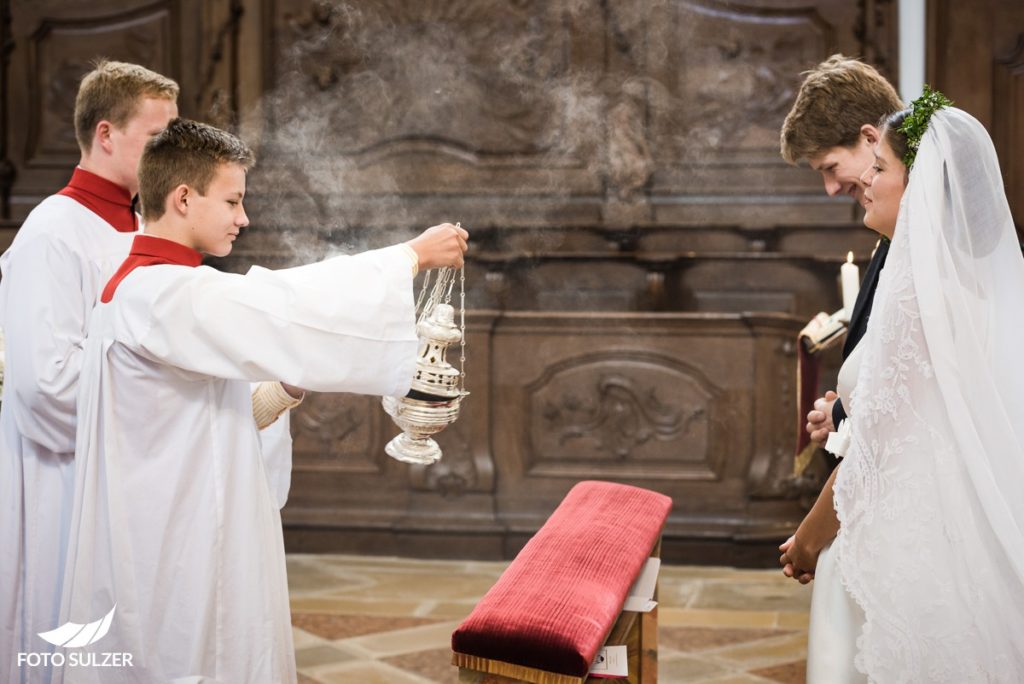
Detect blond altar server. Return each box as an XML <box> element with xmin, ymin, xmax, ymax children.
<box><xmin>54</xmin><ymin>118</ymin><xmax>468</xmax><ymax>683</ymax></box>
<box><xmin>0</xmin><ymin>61</ymin><xmax>179</xmax><ymax>684</ymax></box>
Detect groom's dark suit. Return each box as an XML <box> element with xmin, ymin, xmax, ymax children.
<box><xmin>826</xmin><ymin>238</ymin><xmax>890</xmax><ymax>463</ymax></box>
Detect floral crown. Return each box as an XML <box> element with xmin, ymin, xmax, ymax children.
<box><xmin>897</xmin><ymin>85</ymin><xmax>953</xmax><ymax>168</ymax></box>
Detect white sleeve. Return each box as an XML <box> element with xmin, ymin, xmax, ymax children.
<box><xmin>0</xmin><ymin>235</ymin><xmax>89</xmax><ymax>453</ymax></box>
<box><xmin>118</xmin><ymin>244</ymin><xmax>418</xmax><ymax>396</ymax></box>
<box><xmin>257</xmin><ymin>408</ymin><xmax>294</xmax><ymax>509</ymax></box>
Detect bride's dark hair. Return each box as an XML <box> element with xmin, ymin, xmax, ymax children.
<box><xmin>879</xmin><ymin>108</ymin><xmax>912</xmax><ymax>178</ymax></box>
<box><xmin>879</xmin><ymin>87</ymin><xmax>954</xmax><ymax>179</ymax></box>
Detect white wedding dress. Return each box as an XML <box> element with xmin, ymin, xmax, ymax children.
<box><xmin>806</xmin><ymin>345</ymin><xmax>866</xmax><ymax>684</ymax></box>
<box><xmin>806</xmin><ymin>108</ymin><xmax>1024</xmax><ymax>682</ymax></box>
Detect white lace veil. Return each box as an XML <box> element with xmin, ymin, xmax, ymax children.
<box><xmin>833</xmin><ymin>107</ymin><xmax>1024</xmax><ymax>681</ymax></box>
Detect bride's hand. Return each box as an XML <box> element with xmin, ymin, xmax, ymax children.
<box><xmin>779</xmin><ymin>535</ymin><xmax>816</xmax><ymax>584</ymax></box>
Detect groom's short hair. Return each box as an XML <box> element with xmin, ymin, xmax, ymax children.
<box><xmin>780</xmin><ymin>55</ymin><xmax>903</xmax><ymax>164</ymax></box>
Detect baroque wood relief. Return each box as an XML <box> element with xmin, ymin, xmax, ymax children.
<box><xmin>267</xmin><ymin>0</ymin><xmax>590</xmax><ymax>166</ymax></box>
<box><xmin>0</xmin><ymin>0</ymin><xmax>921</xmax><ymax>563</ymax></box>
<box><xmin>649</xmin><ymin>1</ymin><xmax>830</xmax><ymax>164</ymax></box>
<box><xmin>289</xmin><ymin>392</ymin><xmax>385</xmax><ymax>472</ymax></box>
<box><xmin>1</xmin><ymin>0</ymin><xmax>194</xmax><ymax>221</ymax></box>
<box><xmin>25</xmin><ymin>5</ymin><xmax>174</xmax><ymax>166</ymax></box>
<box><xmin>408</xmin><ymin>422</ymin><xmax>478</xmax><ymax>497</ymax></box>
<box><xmin>528</xmin><ymin>354</ymin><xmax>715</xmax><ymax>475</ymax></box>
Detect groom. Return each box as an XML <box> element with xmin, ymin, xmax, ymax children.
<box><xmin>777</xmin><ymin>55</ymin><xmax>903</xmax><ymax>582</ymax></box>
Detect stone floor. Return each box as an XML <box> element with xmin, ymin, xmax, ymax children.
<box><xmin>288</xmin><ymin>554</ymin><xmax>810</xmax><ymax>683</ymax></box>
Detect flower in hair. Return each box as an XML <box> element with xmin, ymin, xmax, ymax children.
<box><xmin>898</xmin><ymin>85</ymin><xmax>953</xmax><ymax>168</ymax></box>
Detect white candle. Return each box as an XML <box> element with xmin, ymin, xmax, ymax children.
<box><xmin>841</xmin><ymin>251</ymin><xmax>860</xmax><ymax>321</ymax></box>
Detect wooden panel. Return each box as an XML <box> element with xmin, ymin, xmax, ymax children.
<box><xmin>993</xmin><ymin>35</ymin><xmax>1024</xmax><ymax>234</ymax></box>
<box><xmin>488</xmin><ymin>313</ymin><xmax>799</xmax><ymax>533</ymax></box>
<box><xmin>0</xmin><ymin>0</ymin><xmax>902</xmax><ymax>564</ymax></box>
<box><xmin>525</xmin><ymin>353</ymin><xmax>718</xmax><ymax>478</ymax></box>
<box><xmin>223</xmin><ymin>0</ymin><xmax>898</xmax><ymax>246</ymax></box>
<box><xmin>928</xmin><ymin>0</ymin><xmax>1024</xmax><ymax>235</ymax></box>
<box><xmin>290</xmin><ymin>393</ymin><xmax>388</xmax><ymax>473</ymax></box>
<box><xmin>4</xmin><ymin>1</ymin><xmax>186</xmax><ymax>217</ymax></box>
<box><xmin>24</xmin><ymin>6</ymin><xmax>174</xmax><ymax>167</ymax></box>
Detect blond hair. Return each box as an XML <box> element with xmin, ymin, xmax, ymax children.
<box><xmin>138</xmin><ymin>118</ymin><xmax>254</xmax><ymax>221</ymax></box>
<box><xmin>780</xmin><ymin>55</ymin><xmax>903</xmax><ymax>164</ymax></box>
<box><xmin>74</xmin><ymin>60</ymin><xmax>179</xmax><ymax>152</ymax></box>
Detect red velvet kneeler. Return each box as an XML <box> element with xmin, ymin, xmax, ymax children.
<box><xmin>451</xmin><ymin>481</ymin><xmax>672</xmax><ymax>682</ymax></box>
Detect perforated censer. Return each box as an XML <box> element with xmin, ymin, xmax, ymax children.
<box><xmin>381</xmin><ymin>236</ymin><xmax>468</xmax><ymax>465</ymax></box>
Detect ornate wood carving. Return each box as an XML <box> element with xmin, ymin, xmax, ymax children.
<box><xmin>290</xmin><ymin>393</ymin><xmax>385</xmax><ymax>473</ymax></box>
<box><xmin>25</xmin><ymin>5</ymin><xmax>174</xmax><ymax>167</ymax></box>
<box><xmin>2</xmin><ymin>0</ymin><xmax>915</xmax><ymax>562</ymax></box>
<box><xmin>269</xmin><ymin>0</ymin><xmax>581</xmax><ymax>161</ymax></box>
<box><xmin>409</xmin><ymin>422</ymin><xmax>477</xmax><ymax>497</ymax></box>
<box><xmin>527</xmin><ymin>353</ymin><xmax>717</xmax><ymax>478</ymax></box>
<box><xmin>651</xmin><ymin>1</ymin><xmax>829</xmax><ymax>161</ymax></box>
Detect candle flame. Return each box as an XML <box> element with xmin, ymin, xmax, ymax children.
<box><xmin>847</xmin><ymin>251</ymin><xmax>854</xmax><ymax>263</ymax></box>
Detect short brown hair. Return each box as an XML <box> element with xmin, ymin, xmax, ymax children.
<box><xmin>74</xmin><ymin>60</ymin><xmax>179</xmax><ymax>152</ymax></box>
<box><xmin>138</xmin><ymin>118</ymin><xmax>255</xmax><ymax>221</ymax></box>
<box><xmin>780</xmin><ymin>55</ymin><xmax>903</xmax><ymax>164</ymax></box>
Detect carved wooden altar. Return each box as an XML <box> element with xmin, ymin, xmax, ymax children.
<box><xmin>0</xmin><ymin>0</ymin><xmax>972</xmax><ymax>564</ymax></box>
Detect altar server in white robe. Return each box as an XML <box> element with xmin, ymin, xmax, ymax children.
<box><xmin>55</xmin><ymin>118</ymin><xmax>468</xmax><ymax>683</ymax></box>
<box><xmin>0</xmin><ymin>61</ymin><xmax>179</xmax><ymax>683</ymax></box>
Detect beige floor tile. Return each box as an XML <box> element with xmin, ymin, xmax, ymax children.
<box><xmin>295</xmin><ymin>644</ymin><xmax>359</xmax><ymax>669</ymax></box>
<box><xmin>313</xmin><ymin>660</ymin><xmax>435</xmax><ymax>684</ymax></box>
<box><xmin>750</xmin><ymin>659</ymin><xmax>807</xmax><ymax>684</ymax></box>
<box><xmin>290</xmin><ymin>596</ymin><xmax>425</xmax><ymax>617</ymax></box>
<box><xmin>285</xmin><ymin>555</ymin><xmax>811</xmax><ymax>683</ymax></box>
<box><xmin>326</xmin><ymin>571</ymin><xmax>500</xmax><ymax>602</ymax></box>
<box><xmin>292</xmin><ymin>626</ymin><xmax>326</xmax><ymax>649</ymax></box>
<box><xmin>657</xmin><ymin>577</ymin><xmax>704</xmax><ymax>608</ymax></box>
<box><xmin>660</xmin><ymin>565</ymin><xmax>740</xmax><ymax>579</ymax></box>
<box><xmin>660</xmin><ymin>626</ymin><xmax>793</xmax><ymax>654</ymax></box>
<box><xmin>383</xmin><ymin>647</ymin><xmax>460</xmax><ymax>683</ymax></box>
<box><xmin>659</xmin><ymin>655</ymin><xmax>735</xmax><ymax>681</ymax></box>
<box><xmin>286</xmin><ymin>564</ymin><xmax>358</xmax><ymax>593</ymax></box>
<box><xmin>419</xmin><ymin>600</ymin><xmax>478</xmax><ymax>621</ymax></box>
<box><xmin>659</xmin><ymin>607</ymin><xmax>780</xmax><ymax>629</ymax></box>
<box><xmin>693</xmin><ymin>674</ymin><xmax>778</xmax><ymax>684</ymax></box>
<box><xmin>688</xmin><ymin>580</ymin><xmax>811</xmax><ymax>613</ymax></box>
<box><xmin>774</xmin><ymin>611</ymin><xmax>810</xmax><ymax>630</ymax></box>
<box><xmin>292</xmin><ymin>612</ymin><xmax>445</xmax><ymax>640</ymax></box>
<box><xmin>705</xmin><ymin>632</ymin><xmax>808</xmax><ymax>670</ymax></box>
<box><xmin>660</xmin><ymin>566</ymin><xmax>783</xmax><ymax>582</ymax></box>
<box><xmin>339</xmin><ymin>619</ymin><xmax>462</xmax><ymax>658</ymax></box>
<box><xmin>310</xmin><ymin>554</ymin><xmax>501</xmax><ymax>576</ymax></box>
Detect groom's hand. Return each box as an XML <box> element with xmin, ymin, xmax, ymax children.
<box><xmin>806</xmin><ymin>390</ymin><xmax>838</xmax><ymax>443</ymax></box>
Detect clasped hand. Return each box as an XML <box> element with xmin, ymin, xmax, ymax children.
<box><xmin>779</xmin><ymin>535</ymin><xmax>817</xmax><ymax>584</ymax></box>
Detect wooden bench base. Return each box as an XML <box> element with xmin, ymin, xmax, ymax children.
<box><xmin>454</xmin><ymin>604</ymin><xmax>658</xmax><ymax>684</ymax></box>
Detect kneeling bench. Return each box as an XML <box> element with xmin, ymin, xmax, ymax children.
<box><xmin>452</xmin><ymin>481</ymin><xmax>672</xmax><ymax>683</ymax></box>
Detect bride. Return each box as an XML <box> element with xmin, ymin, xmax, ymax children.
<box><xmin>786</xmin><ymin>91</ymin><xmax>1024</xmax><ymax>681</ymax></box>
